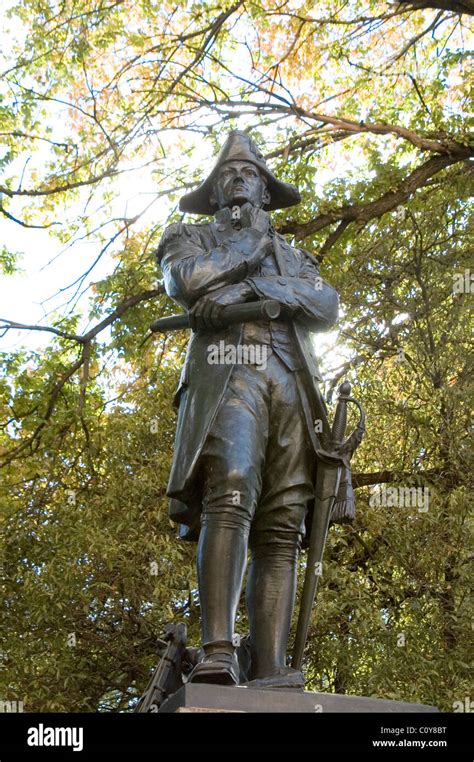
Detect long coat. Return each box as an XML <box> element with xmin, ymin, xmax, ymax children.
<box><xmin>157</xmin><ymin>211</ymin><xmax>354</xmax><ymax>541</ymax></box>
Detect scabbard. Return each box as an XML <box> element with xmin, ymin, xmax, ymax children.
<box><xmin>292</xmin><ymin>458</ymin><xmax>342</xmax><ymax>670</ymax></box>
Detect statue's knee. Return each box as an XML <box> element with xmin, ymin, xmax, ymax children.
<box><xmin>204</xmin><ymin>465</ymin><xmax>257</xmax><ymax>516</ymax></box>
<box><xmin>250</xmin><ymin>530</ymin><xmax>302</xmax><ymax>562</ymax></box>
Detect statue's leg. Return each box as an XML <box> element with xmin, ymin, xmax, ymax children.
<box><xmin>246</xmin><ymin>359</ymin><xmax>315</xmax><ymax>683</ymax></box>
<box><xmin>246</xmin><ymin>531</ymin><xmax>301</xmax><ymax>680</ymax></box>
<box><xmin>189</xmin><ymin>363</ymin><xmax>269</xmax><ymax>684</ymax></box>
<box><xmin>196</xmin><ymin>518</ymin><xmax>247</xmax><ymax>645</ymax></box>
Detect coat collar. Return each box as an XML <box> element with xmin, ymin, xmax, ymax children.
<box><xmin>209</xmin><ymin>209</ymin><xmax>294</xmax><ymax>278</ymax></box>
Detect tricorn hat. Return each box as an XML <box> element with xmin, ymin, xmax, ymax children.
<box><xmin>179</xmin><ymin>130</ymin><xmax>301</xmax><ymax>215</ymax></box>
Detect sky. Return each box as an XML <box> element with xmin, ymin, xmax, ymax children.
<box><xmin>0</xmin><ymin>162</ymin><xmax>162</xmax><ymax>351</ymax></box>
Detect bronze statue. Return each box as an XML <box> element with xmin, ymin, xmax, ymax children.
<box><xmin>155</xmin><ymin>131</ymin><xmax>364</xmax><ymax>691</ymax></box>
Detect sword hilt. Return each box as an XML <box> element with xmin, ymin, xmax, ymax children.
<box><xmin>331</xmin><ymin>381</ymin><xmax>351</xmax><ymax>445</ymax></box>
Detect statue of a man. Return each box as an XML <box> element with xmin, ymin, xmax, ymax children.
<box><xmin>156</xmin><ymin>131</ymin><xmax>350</xmax><ymax>689</ymax></box>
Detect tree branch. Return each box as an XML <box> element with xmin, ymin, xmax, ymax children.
<box><xmin>0</xmin><ymin>319</ymin><xmax>85</xmax><ymax>343</ymax></box>
<box><xmin>352</xmin><ymin>467</ymin><xmax>454</xmax><ymax>488</ymax></box>
<box><xmin>0</xmin><ymin>286</ymin><xmax>166</xmax><ymax>466</ymax></box>
<box><xmin>208</xmin><ymin>98</ymin><xmax>471</xmax><ymax>155</ymax></box>
<box><xmin>0</xmin><ymin>203</ymin><xmax>60</xmax><ymax>229</ymax></box>
<box><xmin>280</xmin><ymin>153</ymin><xmax>473</xmax><ymax>240</ymax></box>
<box><xmin>396</xmin><ymin>1</ymin><xmax>474</xmax><ymax>16</ymax></box>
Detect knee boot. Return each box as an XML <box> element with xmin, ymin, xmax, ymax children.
<box><xmin>246</xmin><ymin>540</ymin><xmax>302</xmax><ymax>684</ymax></box>
<box><xmin>188</xmin><ymin>519</ymin><xmax>248</xmax><ymax>685</ymax></box>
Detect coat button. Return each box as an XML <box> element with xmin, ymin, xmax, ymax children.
<box><xmin>277</xmin><ymin>277</ymin><xmax>287</xmax><ymax>285</ymax></box>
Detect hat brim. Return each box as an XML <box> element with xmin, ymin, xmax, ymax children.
<box><xmin>179</xmin><ymin>162</ymin><xmax>301</xmax><ymax>215</ymax></box>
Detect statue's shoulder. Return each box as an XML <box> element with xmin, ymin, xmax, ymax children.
<box><xmin>276</xmin><ymin>233</ymin><xmax>320</xmax><ymax>270</ymax></box>
<box><xmin>156</xmin><ymin>221</ymin><xmax>210</xmax><ymax>262</ymax></box>
<box><xmin>298</xmin><ymin>247</ymin><xmax>320</xmax><ymax>265</ymax></box>
<box><xmin>293</xmin><ymin>243</ymin><xmax>321</xmax><ymax>271</ymax></box>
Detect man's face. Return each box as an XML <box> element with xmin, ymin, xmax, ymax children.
<box><xmin>211</xmin><ymin>160</ymin><xmax>268</xmax><ymax>209</ymax></box>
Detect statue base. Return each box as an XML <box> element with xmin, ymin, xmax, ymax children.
<box><xmin>158</xmin><ymin>683</ymin><xmax>438</xmax><ymax>713</ymax></box>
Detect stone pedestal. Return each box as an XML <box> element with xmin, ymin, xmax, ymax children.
<box><xmin>159</xmin><ymin>684</ymin><xmax>439</xmax><ymax>713</ymax></box>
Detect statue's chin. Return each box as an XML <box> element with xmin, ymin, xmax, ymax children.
<box><xmin>228</xmin><ymin>192</ymin><xmax>251</xmax><ymax>205</ymax></box>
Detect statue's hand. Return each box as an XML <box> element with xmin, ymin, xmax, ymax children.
<box><xmin>230</xmin><ymin>229</ymin><xmax>273</xmax><ymax>272</ymax></box>
<box><xmin>189</xmin><ymin>282</ymin><xmax>254</xmax><ymax>331</ymax></box>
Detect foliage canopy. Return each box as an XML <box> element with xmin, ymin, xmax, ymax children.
<box><xmin>0</xmin><ymin>1</ymin><xmax>472</xmax><ymax>711</ymax></box>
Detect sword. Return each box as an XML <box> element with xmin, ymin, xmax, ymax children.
<box><xmin>292</xmin><ymin>380</ymin><xmax>364</xmax><ymax>671</ymax></box>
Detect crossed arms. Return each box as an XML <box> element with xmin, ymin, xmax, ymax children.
<box><xmin>158</xmin><ymin>222</ymin><xmax>338</xmax><ymax>332</ymax></box>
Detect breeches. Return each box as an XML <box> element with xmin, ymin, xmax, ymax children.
<box><xmin>198</xmin><ymin>352</ymin><xmax>315</xmax><ymax>549</ymax></box>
